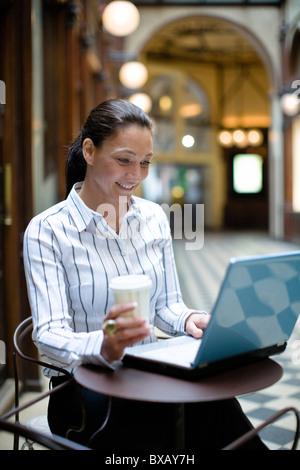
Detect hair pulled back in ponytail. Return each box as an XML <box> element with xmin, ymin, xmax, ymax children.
<box><xmin>65</xmin><ymin>99</ymin><xmax>154</xmax><ymax>197</ymax></box>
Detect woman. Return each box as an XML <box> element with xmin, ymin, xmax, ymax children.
<box><xmin>23</xmin><ymin>99</ymin><xmax>266</xmax><ymax>450</ymax></box>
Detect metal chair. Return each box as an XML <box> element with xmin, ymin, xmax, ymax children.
<box><xmin>12</xmin><ymin>316</ymin><xmax>85</xmax><ymax>450</ymax></box>
<box><xmin>223</xmin><ymin>406</ymin><xmax>300</xmax><ymax>450</ymax></box>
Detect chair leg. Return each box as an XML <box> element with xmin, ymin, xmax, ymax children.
<box><xmin>21</xmin><ymin>438</ymin><xmax>35</xmax><ymax>450</ymax></box>
<box><xmin>223</xmin><ymin>407</ymin><xmax>300</xmax><ymax>450</ymax></box>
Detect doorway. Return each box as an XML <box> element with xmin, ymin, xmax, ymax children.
<box><xmin>138</xmin><ymin>14</ymin><xmax>271</xmax><ymax>230</ymax></box>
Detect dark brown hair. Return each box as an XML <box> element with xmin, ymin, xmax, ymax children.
<box><xmin>65</xmin><ymin>99</ymin><xmax>154</xmax><ymax>196</ymax></box>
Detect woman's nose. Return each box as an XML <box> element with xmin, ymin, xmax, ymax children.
<box><xmin>126</xmin><ymin>164</ymin><xmax>141</xmax><ymax>181</ymax></box>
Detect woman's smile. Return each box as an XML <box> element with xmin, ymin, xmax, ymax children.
<box><xmin>116</xmin><ymin>182</ymin><xmax>136</xmax><ymax>191</ymax></box>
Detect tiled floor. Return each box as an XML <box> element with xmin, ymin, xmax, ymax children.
<box><xmin>1</xmin><ymin>230</ymin><xmax>300</xmax><ymax>450</ymax></box>
<box><xmin>174</xmin><ymin>230</ymin><xmax>300</xmax><ymax>450</ymax></box>
<box><xmin>0</xmin><ymin>381</ymin><xmax>49</xmax><ymax>450</ymax></box>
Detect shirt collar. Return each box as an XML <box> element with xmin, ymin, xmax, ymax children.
<box><xmin>67</xmin><ymin>183</ymin><xmax>99</xmax><ymax>232</ymax></box>
<box><xmin>127</xmin><ymin>196</ymin><xmax>146</xmax><ymax>221</ymax></box>
<box><xmin>67</xmin><ymin>183</ymin><xmax>145</xmax><ymax>232</ymax></box>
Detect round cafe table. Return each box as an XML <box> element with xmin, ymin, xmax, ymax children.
<box><xmin>74</xmin><ymin>359</ymin><xmax>282</xmax><ymax>448</ymax></box>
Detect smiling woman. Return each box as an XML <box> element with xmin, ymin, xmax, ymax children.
<box><xmin>23</xmin><ymin>98</ymin><xmax>268</xmax><ymax>451</ymax></box>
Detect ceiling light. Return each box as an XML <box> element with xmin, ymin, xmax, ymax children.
<box><xmin>247</xmin><ymin>129</ymin><xmax>263</xmax><ymax>146</ymax></box>
<box><xmin>232</xmin><ymin>129</ymin><xmax>248</xmax><ymax>147</ymax></box>
<box><xmin>218</xmin><ymin>128</ymin><xmax>264</xmax><ymax>148</ymax></box>
<box><xmin>119</xmin><ymin>61</ymin><xmax>148</xmax><ymax>89</ymax></box>
<box><xmin>171</xmin><ymin>186</ymin><xmax>185</xmax><ymax>199</ymax></box>
<box><xmin>159</xmin><ymin>95</ymin><xmax>172</xmax><ymax>112</ymax></box>
<box><xmin>281</xmin><ymin>93</ymin><xmax>300</xmax><ymax>116</ymax></box>
<box><xmin>182</xmin><ymin>135</ymin><xmax>195</xmax><ymax>148</ymax></box>
<box><xmin>217</xmin><ymin>130</ymin><xmax>233</xmax><ymax>147</ymax></box>
<box><xmin>102</xmin><ymin>1</ymin><xmax>140</xmax><ymax>37</ymax></box>
<box><xmin>179</xmin><ymin>103</ymin><xmax>202</xmax><ymax>118</ymax></box>
<box><xmin>129</xmin><ymin>93</ymin><xmax>152</xmax><ymax>113</ymax></box>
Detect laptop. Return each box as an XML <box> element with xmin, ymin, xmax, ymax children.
<box><xmin>123</xmin><ymin>251</ymin><xmax>300</xmax><ymax>379</ymax></box>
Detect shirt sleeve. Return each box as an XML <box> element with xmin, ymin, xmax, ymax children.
<box><xmin>23</xmin><ymin>217</ymin><xmax>114</xmax><ymax>373</ymax></box>
<box><xmin>153</xmin><ymin>209</ymin><xmax>195</xmax><ymax>335</ymax></box>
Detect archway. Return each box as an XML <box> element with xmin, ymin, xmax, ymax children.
<box><xmin>132</xmin><ymin>14</ymin><xmax>274</xmax><ymax>231</ymax></box>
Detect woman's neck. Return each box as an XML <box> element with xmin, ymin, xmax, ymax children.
<box><xmin>78</xmin><ymin>181</ymin><xmax>128</xmax><ymax>233</ymax></box>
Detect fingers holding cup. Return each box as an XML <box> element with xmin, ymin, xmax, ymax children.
<box><xmin>109</xmin><ymin>275</ymin><xmax>152</xmax><ymax>323</ymax></box>
<box><xmin>101</xmin><ymin>302</ymin><xmax>151</xmax><ymax>362</ymax></box>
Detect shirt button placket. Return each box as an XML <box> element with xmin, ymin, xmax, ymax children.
<box><xmin>119</xmin><ymin>240</ymin><xmax>133</xmax><ymax>272</ymax></box>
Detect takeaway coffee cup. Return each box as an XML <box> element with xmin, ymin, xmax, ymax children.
<box><xmin>109</xmin><ymin>274</ymin><xmax>152</xmax><ymax>322</ymax></box>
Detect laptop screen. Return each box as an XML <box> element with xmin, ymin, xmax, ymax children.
<box><xmin>195</xmin><ymin>252</ymin><xmax>300</xmax><ymax>365</ymax></box>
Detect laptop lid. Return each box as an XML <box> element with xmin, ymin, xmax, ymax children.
<box><xmin>193</xmin><ymin>251</ymin><xmax>300</xmax><ymax>367</ymax></box>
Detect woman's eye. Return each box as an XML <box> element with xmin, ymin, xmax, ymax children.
<box><xmin>141</xmin><ymin>161</ymin><xmax>151</xmax><ymax>168</ymax></box>
<box><xmin>118</xmin><ymin>158</ymin><xmax>130</xmax><ymax>165</ymax></box>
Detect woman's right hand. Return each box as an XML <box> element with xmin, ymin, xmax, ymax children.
<box><xmin>101</xmin><ymin>302</ymin><xmax>151</xmax><ymax>362</ymax></box>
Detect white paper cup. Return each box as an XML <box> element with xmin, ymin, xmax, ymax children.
<box><xmin>109</xmin><ymin>274</ymin><xmax>152</xmax><ymax>322</ymax></box>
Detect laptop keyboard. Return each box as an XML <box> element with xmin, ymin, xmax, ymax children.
<box><xmin>138</xmin><ymin>337</ymin><xmax>201</xmax><ymax>367</ymax></box>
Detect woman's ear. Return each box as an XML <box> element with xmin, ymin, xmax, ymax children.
<box><xmin>82</xmin><ymin>138</ymin><xmax>95</xmax><ymax>165</ymax></box>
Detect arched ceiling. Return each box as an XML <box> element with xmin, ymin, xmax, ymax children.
<box><xmin>140</xmin><ymin>15</ymin><xmax>270</xmax><ymax>130</ymax></box>
<box><xmin>142</xmin><ymin>16</ymin><xmax>263</xmax><ymax>67</ymax></box>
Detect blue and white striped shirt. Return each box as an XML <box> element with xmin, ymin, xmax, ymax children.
<box><xmin>23</xmin><ymin>183</ymin><xmax>194</xmax><ymax>374</ymax></box>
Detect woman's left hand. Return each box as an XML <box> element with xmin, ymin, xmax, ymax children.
<box><xmin>185</xmin><ymin>312</ymin><xmax>211</xmax><ymax>339</ymax></box>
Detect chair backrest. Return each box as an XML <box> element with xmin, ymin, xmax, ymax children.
<box><xmin>11</xmin><ymin>317</ymin><xmax>79</xmax><ymax>450</ymax></box>
<box><xmin>13</xmin><ymin>316</ymin><xmax>72</xmax><ymax>378</ymax></box>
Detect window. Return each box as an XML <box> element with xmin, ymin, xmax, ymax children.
<box><xmin>147</xmin><ymin>75</ymin><xmax>176</xmax><ymax>153</ymax></box>
<box><xmin>147</xmin><ymin>74</ymin><xmax>211</xmax><ymax>154</ymax></box>
<box><xmin>233</xmin><ymin>154</ymin><xmax>263</xmax><ymax>194</ymax></box>
<box><xmin>143</xmin><ymin>163</ymin><xmax>205</xmax><ymax>205</ymax></box>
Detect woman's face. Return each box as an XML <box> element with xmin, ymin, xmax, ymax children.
<box><xmin>83</xmin><ymin>125</ymin><xmax>153</xmax><ymax>206</ymax></box>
